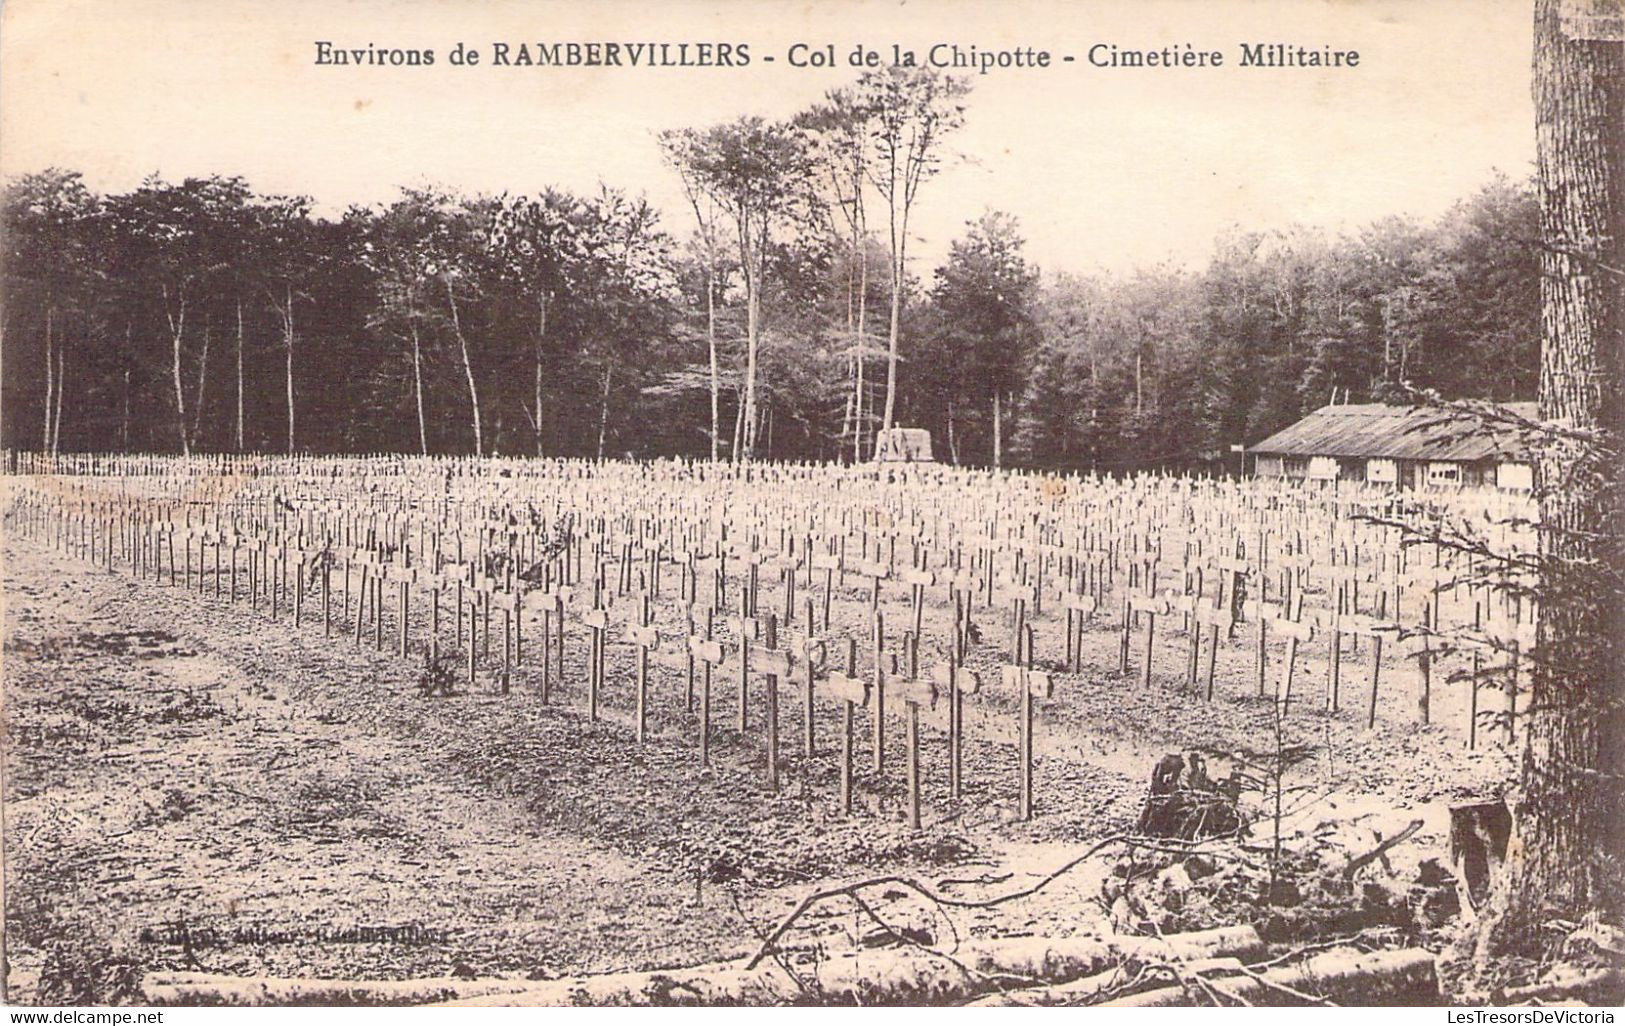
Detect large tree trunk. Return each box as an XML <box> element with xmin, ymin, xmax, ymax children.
<box><xmin>50</xmin><ymin>337</ymin><xmax>64</xmax><ymax>455</ymax></box>
<box><xmin>880</xmin><ymin>239</ymin><xmax>904</xmax><ymax>442</ymax></box>
<box><xmin>444</xmin><ymin>277</ymin><xmax>483</xmax><ymax>457</ymax></box>
<box><xmin>192</xmin><ymin>320</ymin><xmax>210</xmax><ymax>451</ymax></box>
<box><xmin>166</xmin><ymin>287</ymin><xmax>190</xmax><ymax>457</ymax></box>
<box><xmin>740</xmin><ymin>300</ymin><xmax>759</xmax><ymax>460</ymax></box>
<box><xmin>1135</xmin><ymin>349</ymin><xmax>1144</xmax><ymax>416</ymax></box>
<box><xmin>410</xmin><ymin>316</ymin><xmax>428</xmax><ymax>456</ymax></box>
<box><xmin>992</xmin><ymin>390</ymin><xmax>1003</xmax><ymax>469</ymax></box>
<box><xmin>534</xmin><ymin>296</ymin><xmax>548</xmax><ymax>457</ymax></box>
<box><xmin>596</xmin><ymin>362</ymin><xmax>613</xmax><ymax>460</ymax></box>
<box><xmin>235</xmin><ymin>301</ymin><xmax>245</xmax><ymax>451</ymax></box>
<box><xmin>739</xmin><ymin>218</ymin><xmax>762</xmax><ymax>462</ymax></box>
<box><xmin>707</xmin><ymin>269</ymin><xmax>720</xmax><ymax>462</ymax></box>
<box><xmin>41</xmin><ymin>306</ymin><xmax>54</xmax><ymax>452</ymax></box>
<box><xmin>855</xmin><ymin>244</ymin><xmax>870</xmax><ymax>462</ymax></box>
<box><xmin>1470</xmin><ymin>0</ymin><xmax>1624</xmax><ymax>972</ymax></box>
<box><xmin>282</xmin><ymin>285</ymin><xmax>295</xmax><ymax>453</ymax></box>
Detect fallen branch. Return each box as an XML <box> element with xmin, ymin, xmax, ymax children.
<box><xmin>1102</xmin><ymin>947</ymin><xmax>1437</xmax><ymax>1007</ymax></box>
<box><xmin>1343</xmin><ymin>819</ymin><xmax>1424</xmax><ymax>882</ymax></box>
<box><xmin>746</xmin><ymin>832</ymin><xmax>1245</xmax><ymax>971</ymax></box>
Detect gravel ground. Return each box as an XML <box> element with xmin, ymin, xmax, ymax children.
<box><xmin>1</xmin><ymin>535</ymin><xmax>1515</xmax><ymax>1000</ymax></box>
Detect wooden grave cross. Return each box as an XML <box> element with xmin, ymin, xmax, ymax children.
<box><xmin>754</xmin><ymin>613</ymin><xmax>796</xmax><ymax>791</ymax></box>
<box><xmin>1126</xmin><ymin>593</ymin><xmax>1171</xmax><ymax>688</ymax></box>
<box><xmin>727</xmin><ymin>612</ymin><xmax>762</xmax><ymax>732</ymax></box>
<box><xmin>1002</xmin><ymin>625</ymin><xmax>1053</xmax><ymax>822</ymax></box>
<box><xmin>687</xmin><ymin>608</ymin><xmax>725</xmax><ymax>766</ymax></box>
<box><xmin>885</xmin><ymin>636</ymin><xmax>938</xmax><ymax>829</ymax></box>
<box><xmin>1062</xmin><ymin>592</ymin><xmax>1100</xmax><ymax>672</ymax></box>
<box><xmin>797</xmin><ymin>597</ymin><xmax>831</xmax><ymax>758</ymax></box>
<box><xmin>624</xmin><ymin>593</ymin><xmax>659</xmax><ymax>743</ymax></box>
<box><xmin>823</xmin><ymin>637</ymin><xmax>870</xmax><ymax>815</ymax></box>
<box><xmin>930</xmin><ymin>651</ymin><xmax>980</xmax><ymax>800</ymax></box>
<box><xmin>583</xmin><ymin>605</ymin><xmax>610</xmax><ymax>720</ymax></box>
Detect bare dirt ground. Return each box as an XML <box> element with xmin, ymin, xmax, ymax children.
<box><xmin>2</xmin><ymin>535</ymin><xmax>1515</xmax><ymax>1002</ymax></box>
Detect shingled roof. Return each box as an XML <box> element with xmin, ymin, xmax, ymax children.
<box><xmin>1246</xmin><ymin>403</ymin><xmax>1536</xmax><ymax>462</ymax></box>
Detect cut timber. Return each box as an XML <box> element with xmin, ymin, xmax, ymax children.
<box><xmin>969</xmin><ymin>956</ymin><xmax>1248</xmax><ymax>1007</ymax></box>
<box><xmin>1102</xmin><ymin>947</ymin><xmax>1437</xmax><ymax>1007</ymax></box>
<box><xmin>142</xmin><ymin>974</ymin><xmax>537</xmax><ymax>1006</ymax></box>
<box><xmin>146</xmin><ymin>927</ymin><xmax>1263</xmax><ymax>1007</ymax></box>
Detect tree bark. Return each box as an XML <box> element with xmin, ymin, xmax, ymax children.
<box><xmin>596</xmin><ymin>362</ymin><xmax>613</xmax><ymax>460</ymax></box>
<box><xmin>855</xmin><ymin>243</ymin><xmax>870</xmax><ymax>461</ymax></box>
<box><xmin>192</xmin><ymin>320</ymin><xmax>210</xmax><ymax>450</ymax></box>
<box><xmin>165</xmin><ymin>286</ymin><xmax>190</xmax><ymax>457</ymax></box>
<box><xmin>534</xmin><ymin>295</ymin><xmax>548</xmax><ymax>457</ymax></box>
<box><xmin>881</xmin><ymin>212</ymin><xmax>905</xmax><ymax>442</ymax></box>
<box><xmin>1471</xmin><ymin>0</ymin><xmax>1624</xmax><ymax>970</ymax></box>
<box><xmin>50</xmin><ymin>336</ymin><xmax>64</xmax><ymax>455</ymax></box>
<box><xmin>707</xmin><ymin>265</ymin><xmax>720</xmax><ymax>462</ymax></box>
<box><xmin>282</xmin><ymin>284</ymin><xmax>295</xmax><ymax>453</ymax></box>
<box><xmin>235</xmin><ymin>301</ymin><xmax>245</xmax><ymax>451</ymax></box>
<box><xmin>41</xmin><ymin>306</ymin><xmax>54</xmax><ymax>452</ymax></box>
<box><xmin>444</xmin><ymin>276</ymin><xmax>483</xmax><ymax>457</ymax></box>
<box><xmin>738</xmin><ymin>214</ymin><xmax>763</xmax><ymax>461</ymax></box>
<box><xmin>410</xmin><ymin>315</ymin><xmax>428</xmax><ymax>456</ymax></box>
<box><xmin>121</xmin><ymin>367</ymin><xmax>131</xmax><ymax>452</ymax></box>
<box><xmin>993</xmin><ymin>390</ymin><xmax>1003</xmax><ymax>469</ymax></box>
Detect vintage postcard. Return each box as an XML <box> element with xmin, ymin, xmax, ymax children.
<box><xmin>2</xmin><ymin>0</ymin><xmax>1621</xmax><ymax>1012</ymax></box>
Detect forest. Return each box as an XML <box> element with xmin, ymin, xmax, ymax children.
<box><xmin>0</xmin><ymin>67</ymin><xmax>1539</xmax><ymax>470</ymax></box>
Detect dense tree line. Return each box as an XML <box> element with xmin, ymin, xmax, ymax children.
<box><xmin>1</xmin><ymin>68</ymin><xmax>1537</xmax><ymax>467</ymax></box>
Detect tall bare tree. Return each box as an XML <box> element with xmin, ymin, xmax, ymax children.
<box><xmin>662</xmin><ymin>117</ymin><xmax>806</xmax><ymax>460</ymax></box>
<box><xmin>798</xmin><ymin>89</ymin><xmax>879</xmax><ymax>462</ymax></box>
<box><xmin>660</xmin><ymin>130</ymin><xmax>729</xmax><ymax>461</ymax></box>
<box><xmin>855</xmin><ymin>66</ymin><xmax>970</xmax><ymax>454</ymax></box>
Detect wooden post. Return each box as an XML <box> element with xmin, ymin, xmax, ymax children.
<box><xmin>1274</xmin><ymin>598</ymin><xmax>1312</xmax><ymax>713</ymax></box>
<box><xmin>630</xmin><ymin>594</ymin><xmax>656</xmax><ymax>743</ymax></box>
<box><xmin>690</xmin><ymin>610</ymin><xmax>723</xmax><ymax>767</ymax></box>
<box><xmin>871</xmin><ymin>608</ymin><xmax>886</xmax><ymax>772</ymax></box>
<box><xmin>1368</xmin><ymin>631</ymin><xmax>1386</xmax><ymax>729</ymax></box>
<box><xmin>760</xmin><ymin>613</ymin><xmax>790</xmax><ymax>791</ymax></box>
<box><xmin>1005</xmin><ymin>628</ymin><xmax>1052</xmax><ymax>822</ymax></box>
<box><xmin>584</xmin><ymin>606</ymin><xmax>608</xmax><ymax>721</ymax></box>
<box><xmin>732</xmin><ymin>612</ymin><xmax>758</xmax><ymax>733</ymax></box>
<box><xmin>801</xmin><ymin>597</ymin><xmax>822</xmax><ymax>759</ymax></box>
<box><xmin>826</xmin><ymin>638</ymin><xmax>868</xmax><ymax>816</ymax></box>
<box><xmin>1118</xmin><ymin>594</ymin><xmax>1132</xmax><ymax>675</ymax></box>
<box><xmin>1129</xmin><ymin>595</ymin><xmax>1167</xmax><ymax>688</ymax></box>
<box><xmin>932</xmin><ymin>656</ymin><xmax>979</xmax><ymax>801</ymax></box>
<box><xmin>467</xmin><ymin>594</ymin><xmax>477</xmax><ymax>689</ymax></box>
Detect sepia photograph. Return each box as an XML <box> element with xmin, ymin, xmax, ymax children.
<box><xmin>0</xmin><ymin>0</ymin><xmax>1620</xmax><ymax>1011</ymax></box>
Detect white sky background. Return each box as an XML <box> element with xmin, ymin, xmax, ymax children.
<box><xmin>0</xmin><ymin>0</ymin><xmax>1536</xmax><ymax>277</ymax></box>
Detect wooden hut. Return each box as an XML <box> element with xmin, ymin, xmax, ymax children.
<box><xmin>1246</xmin><ymin>403</ymin><xmax>1535</xmax><ymax>490</ymax></box>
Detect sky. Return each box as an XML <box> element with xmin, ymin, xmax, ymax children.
<box><xmin>1</xmin><ymin>0</ymin><xmax>1537</xmax><ymax>276</ymax></box>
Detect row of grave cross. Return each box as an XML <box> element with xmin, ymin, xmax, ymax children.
<box><xmin>8</xmin><ymin>475</ymin><xmax>1539</xmax><ymax>826</ymax></box>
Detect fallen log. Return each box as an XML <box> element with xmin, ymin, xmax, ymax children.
<box><xmin>144</xmin><ymin>926</ymin><xmax>1264</xmax><ymax>1006</ymax></box>
<box><xmin>142</xmin><ymin>974</ymin><xmax>538</xmax><ymax>1006</ymax></box>
<box><xmin>448</xmin><ymin>926</ymin><xmax>1264</xmax><ymax>1006</ymax></box>
<box><xmin>969</xmin><ymin>957</ymin><xmax>1249</xmax><ymax>1007</ymax></box>
<box><xmin>1504</xmin><ymin>966</ymin><xmax>1624</xmax><ymax>1005</ymax></box>
<box><xmin>1101</xmin><ymin>947</ymin><xmax>1437</xmax><ymax>1007</ymax></box>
